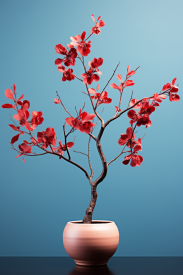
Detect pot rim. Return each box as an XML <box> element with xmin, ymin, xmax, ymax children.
<box><xmin>67</xmin><ymin>220</ymin><xmax>115</xmax><ymax>224</ymax></box>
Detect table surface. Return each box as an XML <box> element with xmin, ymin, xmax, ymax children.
<box><xmin>0</xmin><ymin>257</ymin><xmax>183</xmax><ymax>275</ymax></box>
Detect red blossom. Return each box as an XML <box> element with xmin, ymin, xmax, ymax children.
<box><xmin>70</xmin><ymin>32</ymin><xmax>91</xmax><ymax>56</ymax></box>
<box><xmin>152</xmin><ymin>93</ymin><xmax>166</xmax><ymax>103</ymax></box>
<box><xmin>115</xmin><ymin>106</ymin><xmax>121</xmax><ymax>112</ymax></box>
<box><xmin>118</xmin><ymin>127</ymin><xmax>135</xmax><ymax>146</ymax></box>
<box><xmin>169</xmin><ymin>93</ymin><xmax>180</xmax><ymax>102</ymax></box>
<box><xmin>18</xmin><ymin>142</ymin><xmax>32</xmax><ymax>154</ymax></box>
<box><xmin>123</xmin><ymin>154</ymin><xmax>143</xmax><ymax>167</ymax></box>
<box><xmin>91</xmin><ymin>14</ymin><xmax>105</xmax><ymax>35</ymax></box>
<box><xmin>168</xmin><ymin>78</ymin><xmax>180</xmax><ymax>102</ymax></box>
<box><xmin>31</xmin><ymin>111</ymin><xmax>44</xmax><ymax>129</ymax></box>
<box><xmin>55</xmin><ymin>44</ymin><xmax>77</xmax><ymax>67</ymax></box>
<box><xmin>62</xmin><ymin>68</ymin><xmax>75</xmax><ymax>82</ymax></box>
<box><xmin>127</xmin><ymin>100</ymin><xmax>155</xmax><ymax>128</ymax></box>
<box><xmin>53</xmin><ymin>140</ymin><xmax>74</xmax><ymax>158</ymax></box>
<box><xmin>122</xmin><ymin>141</ymin><xmax>143</xmax><ymax>167</ymax></box>
<box><xmin>65</xmin><ymin>109</ymin><xmax>95</xmax><ymax>134</ymax></box>
<box><xmin>54</xmin><ymin>98</ymin><xmax>61</xmax><ymax>104</ymax></box>
<box><xmin>89</xmin><ymin>88</ymin><xmax>112</xmax><ymax>105</ymax></box>
<box><xmin>129</xmin><ymin>99</ymin><xmax>141</xmax><ymax>109</ymax></box>
<box><xmin>81</xmin><ymin>57</ymin><xmax>103</xmax><ymax>85</ymax></box>
<box><xmin>37</xmin><ymin>127</ymin><xmax>56</xmax><ymax>149</ymax></box>
<box><xmin>13</xmin><ymin>100</ymin><xmax>32</xmax><ymax>130</ymax></box>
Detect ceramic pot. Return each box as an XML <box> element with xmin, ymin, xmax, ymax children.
<box><xmin>63</xmin><ymin>220</ymin><xmax>119</xmax><ymax>266</ymax></box>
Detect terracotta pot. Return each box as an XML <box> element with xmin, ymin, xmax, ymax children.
<box><xmin>63</xmin><ymin>220</ymin><xmax>119</xmax><ymax>266</ymax></box>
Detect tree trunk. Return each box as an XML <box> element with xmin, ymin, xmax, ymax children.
<box><xmin>83</xmin><ymin>185</ymin><xmax>98</xmax><ymax>223</ymax></box>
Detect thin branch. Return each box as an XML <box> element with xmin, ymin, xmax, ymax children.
<box><xmin>29</xmin><ymin>133</ymin><xmax>90</xmax><ymax>179</ymax></box>
<box><xmin>127</xmin><ymin>90</ymin><xmax>133</xmax><ymax>108</ymax></box>
<box><xmin>108</xmin><ymin>145</ymin><xmax>127</xmax><ymax>166</ymax></box>
<box><xmin>95</xmin><ymin>62</ymin><xmax>120</xmax><ymax>109</ymax></box>
<box><xmin>73</xmin><ymin>150</ymin><xmax>88</xmax><ymax>157</ymax></box>
<box><xmin>104</xmin><ymin>87</ymin><xmax>172</xmax><ymax>129</ymax></box>
<box><xmin>56</xmin><ymin>91</ymin><xmax>73</xmax><ymax>117</ymax></box>
<box><xmin>73</xmin><ymin>73</ymin><xmax>83</xmax><ymax>82</ymax></box>
<box><xmin>88</xmin><ymin>108</ymin><xmax>104</xmax><ymax>179</ymax></box>
<box><xmin>85</xmin><ymin>33</ymin><xmax>93</xmax><ymax>41</ymax></box>
<box><xmin>63</xmin><ymin>124</ymin><xmax>71</xmax><ymax>160</ymax></box>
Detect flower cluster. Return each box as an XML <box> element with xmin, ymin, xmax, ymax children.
<box><xmin>65</xmin><ymin>109</ymin><xmax>95</xmax><ymax>134</ymax></box>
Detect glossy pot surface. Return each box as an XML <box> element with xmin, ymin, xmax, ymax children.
<box><xmin>63</xmin><ymin>220</ymin><xmax>119</xmax><ymax>266</ymax></box>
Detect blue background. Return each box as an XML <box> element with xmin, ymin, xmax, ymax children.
<box><xmin>0</xmin><ymin>0</ymin><xmax>183</xmax><ymax>256</ymax></box>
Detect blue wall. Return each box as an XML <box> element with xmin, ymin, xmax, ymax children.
<box><xmin>0</xmin><ymin>0</ymin><xmax>183</xmax><ymax>256</ymax></box>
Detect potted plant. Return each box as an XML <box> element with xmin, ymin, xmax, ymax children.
<box><xmin>2</xmin><ymin>14</ymin><xmax>180</xmax><ymax>266</ymax></box>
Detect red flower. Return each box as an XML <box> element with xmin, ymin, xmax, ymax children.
<box><xmin>13</xmin><ymin>100</ymin><xmax>32</xmax><ymax>131</ymax></box>
<box><xmin>118</xmin><ymin>127</ymin><xmax>135</xmax><ymax>146</ymax></box>
<box><xmin>55</xmin><ymin>44</ymin><xmax>77</xmax><ymax>67</ymax></box>
<box><xmin>115</xmin><ymin>106</ymin><xmax>121</xmax><ymax>112</ymax></box>
<box><xmin>152</xmin><ymin>93</ymin><xmax>166</xmax><ymax>103</ymax></box>
<box><xmin>65</xmin><ymin>109</ymin><xmax>95</xmax><ymax>134</ymax></box>
<box><xmin>127</xmin><ymin>101</ymin><xmax>155</xmax><ymax>128</ymax></box>
<box><xmin>52</xmin><ymin>140</ymin><xmax>74</xmax><ymax>159</ymax></box>
<box><xmin>90</xmin><ymin>14</ymin><xmax>105</xmax><ymax>35</ymax></box>
<box><xmin>81</xmin><ymin>57</ymin><xmax>103</xmax><ymax>85</ymax></box>
<box><xmin>168</xmin><ymin>78</ymin><xmax>180</xmax><ymax>102</ymax></box>
<box><xmin>122</xmin><ymin>143</ymin><xmax>143</xmax><ymax>167</ymax></box>
<box><xmin>169</xmin><ymin>93</ymin><xmax>180</xmax><ymax>102</ymax></box>
<box><xmin>31</xmin><ymin>111</ymin><xmax>44</xmax><ymax>129</ymax></box>
<box><xmin>37</xmin><ymin>127</ymin><xmax>56</xmax><ymax>149</ymax></box>
<box><xmin>61</xmin><ymin>68</ymin><xmax>75</xmax><ymax>82</ymax></box>
<box><xmin>129</xmin><ymin>99</ymin><xmax>141</xmax><ymax>109</ymax></box>
<box><xmin>70</xmin><ymin>32</ymin><xmax>91</xmax><ymax>56</ymax></box>
<box><xmin>18</xmin><ymin>142</ymin><xmax>32</xmax><ymax>154</ymax></box>
<box><xmin>89</xmin><ymin>87</ymin><xmax>112</xmax><ymax>105</ymax></box>
<box><xmin>123</xmin><ymin>154</ymin><xmax>143</xmax><ymax>167</ymax></box>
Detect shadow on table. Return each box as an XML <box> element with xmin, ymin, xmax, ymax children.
<box><xmin>69</xmin><ymin>264</ymin><xmax>115</xmax><ymax>275</ymax></box>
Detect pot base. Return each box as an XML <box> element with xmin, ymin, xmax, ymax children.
<box><xmin>75</xmin><ymin>260</ymin><xmax>107</xmax><ymax>266</ymax></box>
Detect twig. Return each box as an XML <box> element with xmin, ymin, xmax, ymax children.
<box><xmin>56</xmin><ymin>91</ymin><xmax>73</xmax><ymax>117</ymax></box>
<box><xmin>73</xmin><ymin>74</ymin><xmax>83</xmax><ymax>82</ymax></box>
<box><xmin>95</xmin><ymin>62</ymin><xmax>120</xmax><ymax>109</ymax></box>
<box><xmin>73</xmin><ymin>150</ymin><xmax>88</xmax><ymax>157</ymax></box>
<box><xmin>63</xmin><ymin>124</ymin><xmax>71</xmax><ymax>160</ymax></box>
<box><xmin>108</xmin><ymin>145</ymin><xmax>127</xmax><ymax>166</ymax></box>
<box><xmin>127</xmin><ymin>90</ymin><xmax>133</xmax><ymax>108</ymax></box>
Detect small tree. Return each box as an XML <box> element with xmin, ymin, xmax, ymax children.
<box><xmin>2</xmin><ymin>15</ymin><xmax>180</xmax><ymax>223</ymax></box>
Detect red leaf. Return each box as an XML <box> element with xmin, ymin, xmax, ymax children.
<box><xmin>125</xmin><ymin>80</ymin><xmax>135</xmax><ymax>87</ymax></box>
<box><xmin>172</xmin><ymin>78</ymin><xmax>177</xmax><ymax>85</ymax></box>
<box><xmin>13</xmin><ymin>83</ymin><xmax>16</xmax><ymax>93</ymax></box>
<box><xmin>5</xmin><ymin>89</ymin><xmax>14</xmax><ymax>99</ymax></box>
<box><xmin>81</xmin><ymin>31</ymin><xmax>86</xmax><ymax>40</ymax></box>
<box><xmin>66</xmin><ymin>142</ymin><xmax>74</xmax><ymax>149</ymax></box>
<box><xmin>162</xmin><ymin>83</ymin><xmax>171</xmax><ymax>91</ymax></box>
<box><xmin>11</xmin><ymin>134</ymin><xmax>20</xmax><ymax>144</ymax></box>
<box><xmin>110</xmin><ymin>83</ymin><xmax>120</xmax><ymax>90</ymax></box>
<box><xmin>116</xmin><ymin>74</ymin><xmax>122</xmax><ymax>82</ymax></box>
<box><xmin>23</xmin><ymin>157</ymin><xmax>25</xmax><ymax>162</ymax></box>
<box><xmin>55</xmin><ymin>58</ymin><xmax>62</xmax><ymax>65</ymax></box>
<box><xmin>18</xmin><ymin>94</ymin><xmax>24</xmax><ymax>101</ymax></box>
<box><xmin>9</xmin><ymin>124</ymin><xmax>19</xmax><ymax>131</ymax></box>
<box><xmin>2</xmin><ymin>104</ymin><xmax>14</xmax><ymax>108</ymax></box>
<box><xmin>54</xmin><ymin>98</ymin><xmax>61</xmax><ymax>104</ymax></box>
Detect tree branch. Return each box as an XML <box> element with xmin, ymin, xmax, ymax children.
<box><xmin>95</xmin><ymin>62</ymin><xmax>120</xmax><ymax>109</ymax></box>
